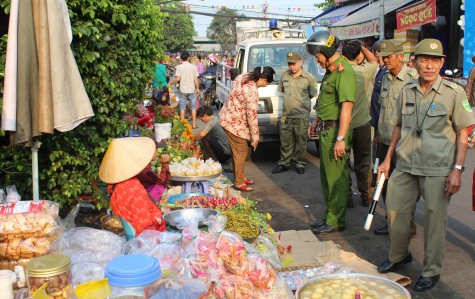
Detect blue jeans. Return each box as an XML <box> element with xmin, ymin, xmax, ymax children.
<box><xmin>178</xmin><ymin>91</ymin><xmax>197</xmax><ymax>110</ymax></box>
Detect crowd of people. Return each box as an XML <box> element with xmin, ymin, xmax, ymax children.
<box><xmin>100</xmin><ymin>31</ymin><xmax>474</xmax><ymax>294</ymax></box>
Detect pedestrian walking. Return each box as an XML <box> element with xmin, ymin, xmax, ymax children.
<box><xmin>342</xmin><ymin>40</ymin><xmax>378</xmax><ymax>208</ymax></box>
<box><xmin>376</xmin><ymin>39</ymin><xmax>475</xmax><ymax>292</ymax></box>
<box><xmin>271</xmin><ymin>52</ymin><xmax>319</xmax><ymax>175</ymax></box>
<box><xmin>373</xmin><ymin>40</ymin><xmax>419</xmax><ymax>235</ymax></box>
<box><xmin>168</xmin><ymin>52</ymin><xmax>200</xmax><ymax>129</ymax></box>
<box><xmin>306</xmin><ymin>31</ymin><xmax>356</xmax><ymax>234</ymax></box>
<box><xmin>219</xmin><ymin>66</ymin><xmax>275</xmax><ymax>192</ymax></box>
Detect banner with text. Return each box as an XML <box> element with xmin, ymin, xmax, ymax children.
<box><xmin>396</xmin><ymin>0</ymin><xmax>437</xmax><ymax>32</ymax></box>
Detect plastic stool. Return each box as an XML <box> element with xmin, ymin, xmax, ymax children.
<box><xmin>119</xmin><ymin>217</ymin><xmax>136</xmax><ymax>241</ymax></box>
<box><xmin>182</xmin><ymin>180</ymin><xmax>209</xmax><ymax>194</ymax></box>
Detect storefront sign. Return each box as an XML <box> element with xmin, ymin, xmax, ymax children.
<box><xmin>316</xmin><ymin>15</ymin><xmax>346</xmax><ymax>26</ymax></box>
<box><xmin>329</xmin><ymin>19</ymin><xmax>379</xmax><ymax>40</ymax></box>
<box><xmin>396</xmin><ymin>0</ymin><xmax>437</xmax><ymax>32</ymax></box>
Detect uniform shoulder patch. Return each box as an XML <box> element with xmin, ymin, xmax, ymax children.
<box><xmin>443</xmin><ymin>79</ymin><xmax>461</xmax><ymax>91</ymax></box>
<box><xmin>408</xmin><ymin>68</ymin><xmax>418</xmax><ymax>77</ymax></box>
<box><xmin>462</xmin><ymin>99</ymin><xmax>473</xmax><ymax>113</ymax></box>
<box><xmin>337</xmin><ymin>63</ymin><xmax>345</xmax><ymax>72</ymax></box>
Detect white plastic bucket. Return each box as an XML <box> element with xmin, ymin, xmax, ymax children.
<box><xmin>154</xmin><ymin>123</ymin><xmax>172</xmax><ymax>142</ymax></box>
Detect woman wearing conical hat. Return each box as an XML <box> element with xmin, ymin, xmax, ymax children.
<box><xmin>99</xmin><ymin>137</ymin><xmax>168</xmax><ymax>235</ymax></box>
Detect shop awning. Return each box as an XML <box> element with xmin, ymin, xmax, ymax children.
<box><xmin>329</xmin><ymin>0</ymin><xmax>416</xmax><ymax>40</ymax></box>
<box><xmin>314</xmin><ymin>2</ymin><xmax>368</xmax><ymax>27</ymax></box>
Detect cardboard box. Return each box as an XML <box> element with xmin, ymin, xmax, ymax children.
<box><xmin>403</xmin><ymin>41</ymin><xmax>418</xmax><ymax>53</ymax></box>
<box><xmin>394</xmin><ymin>29</ymin><xmax>419</xmax><ymax>43</ymax></box>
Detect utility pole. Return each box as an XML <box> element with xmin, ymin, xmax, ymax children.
<box><xmin>263</xmin><ymin>0</ymin><xmax>268</xmax><ymax>19</ymax></box>
<box><xmin>379</xmin><ymin>0</ymin><xmax>385</xmax><ymax>40</ymax></box>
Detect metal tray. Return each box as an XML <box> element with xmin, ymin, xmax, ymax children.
<box><xmin>170</xmin><ymin>172</ymin><xmax>221</xmax><ymax>182</ymax></box>
<box><xmin>296</xmin><ymin>273</ymin><xmax>411</xmax><ymax>299</ymax></box>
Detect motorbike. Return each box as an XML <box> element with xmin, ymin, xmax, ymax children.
<box><xmin>444</xmin><ymin>67</ymin><xmax>468</xmax><ymax>89</ymax></box>
<box><xmin>199</xmin><ymin>73</ymin><xmax>217</xmax><ymax>107</ymax></box>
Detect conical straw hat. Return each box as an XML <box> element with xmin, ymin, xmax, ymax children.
<box><xmin>99</xmin><ymin>137</ymin><xmax>156</xmax><ymax>184</ymax></box>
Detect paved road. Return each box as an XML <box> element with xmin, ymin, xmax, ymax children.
<box><xmin>231</xmin><ymin>140</ymin><xmax>474</xmax><ymax>299</ymax></box>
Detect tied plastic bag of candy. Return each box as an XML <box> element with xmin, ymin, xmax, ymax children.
<box><xmin>150</xmin><ymin>231</ymin><xmax>185</xmax><ymax>277</ymax></box>
<box><xmin>5</xmin><ymin>185</ymin><xmax>21</xmax><ymax>203</ymax></box>
<box><xmin>213</xmin><ymin>215</ymin><xmax>248</xmax><ymax>276</ymax></box>
<box><xmin>61</xmin><ymin>227</ymin><xmax>124</xmax><ymax>257</ymax></box>
<box><xmin>278</xmin><ymin>262</ymin><xmax>352</xmax><ymax>292</ymax></box>
<box><xmin>246</xmin><ymin>254</ymin><xmax>277</xmax><ymax>289</ymax></box>
<box><xmin>255</xmin><ymin>235</ymin><xmax>283</xmax><ymax>269</ymax></box>
<box><xmin>175</xmin><ymin>253</ymin><xmax>208</xmax><ymax>281</ymax></box>
<box><xmin>122</xmin><ymin>229</ymin><xmax>166</xmax><ymax>255</ymax></box>
<box><xmin>211</xmin><ymin>274</ymin><xmax>257</xmax><ymax>299</ymax></box>
<box><xmin>256</xmin><ymin>274</ymin><xmax>294</xmax><ymax>299</ymax></box>
<box><xmin>148</xmin><ymin>277</ymin><xmax>208</xmax><ymax>299</ymax></box>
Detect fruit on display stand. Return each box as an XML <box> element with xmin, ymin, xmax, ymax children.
<box><xmin>169</xmin><ymin>157</ymin><xmax>221</xmax><ymax>177</ymax></box>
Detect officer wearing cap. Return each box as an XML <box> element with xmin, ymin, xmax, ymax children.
<box><xmin>272</xmin><ymin>52</ymin><xmax>319</xmax><ymax>175</ymax></box>
<box><xmin>306</xmin><ymin>31</ymin><xmax>356</xmax><ymax>234</ymax></box>
<box><xmin>377</xmin><ymin>39</ymin><xmax>475</xmax><ymax>292</ymax></box>
<box><xmin>373</xmin><ymin>39</ymin><xmax>419</xmax><ymax>235</ymax></box>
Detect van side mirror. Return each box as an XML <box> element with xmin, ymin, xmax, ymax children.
<box><xmin>230</xmin><ymin>68</ymin><xmax>239</xmax><ymax>81</ymax></box>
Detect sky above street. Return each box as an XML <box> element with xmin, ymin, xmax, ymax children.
<box><xmin>177</xmin><ymin>0</ymin><xmax>323</xmax><ymax>36</ymax></box>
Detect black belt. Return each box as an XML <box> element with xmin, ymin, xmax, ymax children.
<box><xmin>318</xmin><ymin>120</ymin><xmax>339</xmax><ymax>131</ymax></box>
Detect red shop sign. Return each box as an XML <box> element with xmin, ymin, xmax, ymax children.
<box><xmin>396</xmin><ymin>0</ymin><xmax>437</xmax><ymax>32</ymax></box>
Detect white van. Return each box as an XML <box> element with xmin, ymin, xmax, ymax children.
<box><xmin>216</xmin><ymin>28</ymin><xmax>324</xmax><ymax>142</ymax></box>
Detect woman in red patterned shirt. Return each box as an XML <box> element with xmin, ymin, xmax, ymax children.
<box><xmin>219</xmin><ymin>66</ymin><xmax>275</xmax><ymax>191</ymax></box>
<box><xmin>99</xmin><ymin>137</ymin><xmax>167</xmax><ymax>235</ymax></box>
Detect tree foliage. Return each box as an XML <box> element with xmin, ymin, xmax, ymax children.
<box><xmin>314</xmin><ymin>0</ymin><xmax>335</xmax><ymax>11</ymax></box>
<box><xmin>0</xmin><ymin>0</ymin><xmax>165</xmax><ymax>208</ymax></box>
<box><xmin>160</xmin><ymin>6</ymin><xmax>195</xmax><ymax>53</ymax></box>
<box><xmin>207</xmin><ymin>8</ymin><xmax>243</xmax><ymax>54</ymax></box>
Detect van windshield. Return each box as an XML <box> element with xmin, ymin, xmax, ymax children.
<box><xmin>248</xmin><ymin>44</ymin><xmax>325</xmax><ymax>83</ymax></box>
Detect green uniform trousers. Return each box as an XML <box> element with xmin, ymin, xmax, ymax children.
<box><xmin>319</xmin><ymin>127</ymin><xmax>350</xmax><ymax>228</ymax></box>
<box><xmin>387</xmin><ymin>170</ymin><xmax>450</xmax><ymax>277</ymax></box>
<box><xmin>278</xmin><ymin>118</ymin><xmax>308</xmax><ymax>168</ymax></box>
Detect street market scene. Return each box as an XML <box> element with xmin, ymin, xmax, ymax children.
<box><xmin>0</xmin><ymin>0</ymin><xmax>474</xmax><ymax>298</ymax></box>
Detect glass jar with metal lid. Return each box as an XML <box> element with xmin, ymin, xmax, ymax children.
<box><xmin>26</xmin><ymin>254</ymin><xmax>73</xmax><ymax>298</ymax></box>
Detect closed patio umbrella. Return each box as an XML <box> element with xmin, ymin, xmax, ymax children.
<box><xmin>1</xmin><ymin>0</ymin><xmax>94</xmax><ymax>201</ymax></box>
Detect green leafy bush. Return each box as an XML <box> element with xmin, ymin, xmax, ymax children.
<box><xmin>0</xmin><ymin>0</ymin><xmax>166</xmax><ymax>209</ymax></box>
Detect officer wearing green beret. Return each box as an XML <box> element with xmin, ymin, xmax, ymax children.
<box><xmin>377</xmin><ymin>39</ymin><xmax>475</xmax><ymax>292</ymax></box>
<box><xmin>306</xmin><ymin>31</ymin><xmax>356</xmax><ymax>234</ymax></box>
<box><xmin>373</xmin><ymin>40</ymin><xmax>419</xmax><ymax>235</ymax></box>
<box><xmin>272</xmin><ymin>52</ymin><xmax>319</xmax><ymax>175</ymax></box>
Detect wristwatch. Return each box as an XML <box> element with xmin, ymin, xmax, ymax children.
<box><xmin>336</xmin><ymin>136</ymin><xmax>345</xmax><ymax>142</ymax></box>
<box><xmin>453</xmin><ymin>165</ymin><xmax>465</xmax><ymax>172</ymax></box>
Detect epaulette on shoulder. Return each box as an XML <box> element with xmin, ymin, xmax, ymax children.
<box><xmin>407</xmin><ymin>68</ymin><xmax>418</xmax><ymax>78</ymax></box>
<box><xmin>443</xmin><ymin>79</ymin><xmax>461</xmax><ymax>92</ymax></box>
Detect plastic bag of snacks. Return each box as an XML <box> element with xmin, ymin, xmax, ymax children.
<box><xmin>216</xmin><ymin>230</ymin><xmax>247</xmax><ymax>275</ymax></box>
<box><xmin>255</xmin><ymin>235</ymin><xmax>283</xmax><ymax>269</ymax></box>
<box><xmin>211</xmin><ymin>274</ymin><xmax>257</xmax><ymax>299</ymax></box>
<box><xmin>256</xmin><ymin>274</ymin><xmax>294</xmax><ymax>299</ymax></box>
<box><xmin>148</xmin><ymin>277</ymin><xmax>208</xmax><ymax>299</ymax></box>
<box><xmin>61</xmin><ymin>227</ymin><xmax>124</xmax><ymax>257</ymax></box>
<box><xmin>246</xmin><ymin>254</ymin><xmax>277</xmax><ymax>289</ymax></box>
<box><xmin>0</xmin><ymin>200</ymin><xmax>61</xmax><ymax>260</ymax></box>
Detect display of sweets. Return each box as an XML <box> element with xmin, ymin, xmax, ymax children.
<box><xmin>170</xmin><ymin>157</ymin><xmax>222</xmax><ymax>177</ymax></box>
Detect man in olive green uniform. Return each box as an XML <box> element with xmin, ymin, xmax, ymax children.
<box><xmin>373</xmin><ymin>40</ymin><xmax>419</xmax><ymax>235</ymax></box>
<box><xmin>272</xmin><ymin>52</ymin><xmax>319</xmax><ymax>175</ymax></box>
<box><xmin>306</xmin><ymin>31</ymin><xmax>356</xmax><ymax>234</ymax></box>
<box><xmin>377</xmin><ymin>39</ymin><xmax>474</xmax><ymax>292</ymax></box>
<box><xmin>342</xmin><ymin>40</ymin><xmax>378</xmax><ymax>208</ymax></box>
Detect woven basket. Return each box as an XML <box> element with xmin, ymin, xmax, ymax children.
<box><xmin>101</xmin><ymin>214</ymin><xmax>124</xmax><ymax>234</ymax></box>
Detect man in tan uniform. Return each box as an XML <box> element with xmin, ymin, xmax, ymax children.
<box><xmin>377</xmin><ymin>39</ymin><xmax>475</xmax><ymax>292</ymax></box>
<box><xmin>342</xmin><ymin>40</ymin><xmax>378</xmax><ymax>208</ymax></box>
<box><xmin>373</xmin><ymin>40</ymin><xmax>418</xmax><ymax>235</ymax></box>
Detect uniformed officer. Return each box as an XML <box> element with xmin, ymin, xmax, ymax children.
<box><xmin>306</xmin><ymin>31</ymin><xmax>356</xmax><ymax>234</ymax></box>
<box><xmin>377</xmin><ymin>39</ymin><xmax>475</xmax><ymax>292</ymax></box>
<box><xmin>342</xmin><ymin>40</ymin><xmax>379</xmax><ymax>208</ymax></box>
<box><xmin>373</xmin><ymin>40</ymin><xmax>419</xmax><ymax>235</ymax></box>
<box><xmin>272</xmin><ymin>52</ymin><xmax>319</xmax><ymax>175</ymax></box>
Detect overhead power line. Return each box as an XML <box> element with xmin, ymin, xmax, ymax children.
<box><xmin>159</xmin><ymin>8</ymin><xmax>312</xmax><ymax>24</ymax></box>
